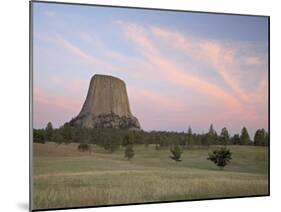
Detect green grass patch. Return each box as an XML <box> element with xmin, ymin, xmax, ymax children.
<box><xmin>33</xmin><ymin>144</ymin><xmax>268</xmax><ymax>209</ymax></box>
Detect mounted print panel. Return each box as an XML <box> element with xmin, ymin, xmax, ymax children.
<box><xmin>30</xmin><ymin>1</ymin><xmax>269</xmax><ymax>211</ymax></box>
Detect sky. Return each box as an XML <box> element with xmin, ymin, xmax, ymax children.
<box><xmin>32</xmin><ymin>2</ymin><xmax>269</xmax><ymax>138</ymax></box>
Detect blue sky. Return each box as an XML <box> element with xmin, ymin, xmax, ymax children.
<box><xmin>33</xmin><ymin>2</ymin><xmax>268</xmax><ymax>138</ymax></box>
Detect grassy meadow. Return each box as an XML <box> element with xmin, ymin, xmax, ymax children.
<box><xmin>32</xmin><ymin>143</ymin><xmax>268</xmax><ymax>209</ymax></box>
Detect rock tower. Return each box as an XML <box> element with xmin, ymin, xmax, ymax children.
<box><xmin>69</xmin><ymin>74</ymin><xmax>141</xmax><ymax>130</ymax></box>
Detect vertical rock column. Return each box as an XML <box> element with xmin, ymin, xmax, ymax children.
<box><xmin>70</xmin><ymin>74</ymin><xmax>141</xmax><ymax>129</ymax></box>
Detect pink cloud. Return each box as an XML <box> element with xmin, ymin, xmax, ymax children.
<box><xmin>127</xmin><ymin>87</ymin><xmax>190</xmax><ymax>131</ymax></box>
<box><xmin>49</xmin><ymin>75</ymin><xmax>64</xmax><ymax>85</ymax></box>
<box><xmin>34</xmin><ymin>23</ymin><xmax>267</xmax><ymax>134</ymax></box>
<box><xmin>128</xmin><ymin>87</ymin><xmax>187</xmax><ymax>112</ymax></box>
<box><xmin>198</xmin><ymin>40</ymin><xmax>249</xmax><ymax>102</ymax></box>
<box><xmin>117</xmin><ymin>22</ymin><xmax>268</xmax><ymax>132</ymax></box>
<box><xmin>151</xmin><ymin>26</ymin><xmax>250</xmax><ymax>102</ymax></box>
<box><xmin>244</xmin><ymin>56</ymin><xmax>262</xmax><ymax>65</ymax></box>
<box><xmin>127</xmin><ymin>86</ymin><xmax>259</xmax><ymax>133</ymax></box>
<box><xmin>47</xmin><ymin>76</ymin><xmax>88</xmax><ymax>101</ymax></box>
<box><xmin>55</xmin><ymin>33</ymin><xmax>153</xmax><ymax>81</ymax></box>
<box><xmin>34</xmin><ymin>87</ymin><xmax>82</xmax><ymax>128</ymax></box>
<box><xmin>68</xmin><ymin>79</ymin><xmax>88</xmax><ymax>91</ymax></box>
<box><xmin>118</xmin><ymin>22</ymin><xmax>244</xmax><ymax>112</ymax></box>
<box><xmin>79</xmin><ymin>31</ymin><xmax>126</xmax><ymax>62</ymax></box>
<box><xmin>54</xmin><ymin>34</ymin><xmax>116</xmax><ymax>71</ymax></box>
<box><xmin>151</xmin><ymin>27</ymin><xmax>266</xmax><ymax>97</ymax></box>
<box><xmin>78</xmin><ymin>31</ymin><xmax>155</xmax><ymax>80</ymax></box>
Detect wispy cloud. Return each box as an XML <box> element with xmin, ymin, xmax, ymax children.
<box><xmin>117</xmin><ymin>22</ymin><xmax>245</xmax><ymax>112</ymax></box>
<box><xmin>116</xmin><ymin>21</ymin><xmax>268</xmax><ymax>132</ymax></box>
<box><xmin>78</xmin><ymin>31</ymin><xmax>156</xmax><ymax>79</ymax></box>
<box><xmin>150</xmin><ymin>26</ymin><xmax>265</xmax><ymax>102</ymax></box>
<box><xmin>33</xmin><ymin>12</ymin><xmax>268</xmax><ymax>135</ymax></box>
<box><xmin>54</xmin><ymin>34</ymin><xmax>116</xmax><ymax>71</ymax></box>
<box><xmin>244</xmin><ymin>56</ymin><xmax>262</xmax><ymax>66</ymax></box>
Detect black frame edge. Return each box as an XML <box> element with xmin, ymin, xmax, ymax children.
<box><xmin>31</xmin><ymin>0</ymin><xmax>269</xmax><ymax>18</ymax></box>
<box><xmin>29</xmin><ymin>1</ymin><xmax>34</xmax><ymax>211</ymax></box>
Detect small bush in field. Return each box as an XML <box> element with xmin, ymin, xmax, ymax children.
<box><xmin>155</xmin><ymin>144</ymin><xmax>160</xmax><ymax>150</ymax></box>
<box><xmin>170</xmin><ymin>145</ymin><xmax>183</xmax><ymax>162</ymax></box>
<box><xmin>207</xmin><ymin>147</ymin><xmax>232</xmax><ymax>169</ymax></box>
<box><xmin>125</xmin><ymin>144</ymin><xmax>134</xmax><ymax>160</ymax></box>
<box><xmin>78</xmin><ymin>143</ymin><xmax>91</xmax><ymax>152</ymax></box>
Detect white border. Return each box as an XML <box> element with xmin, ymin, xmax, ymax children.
<box><xmin>1</xmin><ymin>0</ymin><xmax>280</xmax><ymax>212</ymax></box>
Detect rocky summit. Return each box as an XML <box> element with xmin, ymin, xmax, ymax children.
<box><xmin>69</xmin><ymin>74</ymin><xmax>141</xmax><ymax>130</ymax></box>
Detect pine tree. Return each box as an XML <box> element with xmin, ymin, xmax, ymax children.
<box><xmin>208</xmin><ymin>124</ymin><xmax>216</xmax><ymax>136</ymax></box>
<box><xmin>254</xmin><ymin>129</ymin><xmax>267</xmax><ymax>146</ymax></box>
<box><xmin>220</xmin><ymin>127</ymin><xmax>230</xmax><ymax>145</ymax></box>
<box><xmin>240</xmin><ymin>127</ymin><xmax>250</xmax><ymax>145</ymax></box>
<box><xmin>207</xmin><ymin>124</ymin><xmax>217</xmax><ymax>146</ymax></box>
<box><xmin>154</xmin><ymin>134</ymin><xmax>161</xmax><ymax>150</ymax></box>
<box><xmin>53</xmin><ymin>131</ymin><xmax>64</xmax><ymax>144</ymax></box>
<box><xmin>187</xmin><ymin>126</ymin><xmax>193</xmax><ymax>147</ymax></box>
<box><xmin>33</xmin><ymin>129</ymin><xmax>45</xmax><ymax>143</ymax></box>
<box><xmin>45</xmin><ymin>122</ymin><xmax>54</xmax><ymax>141</ymax></box>
<box><xmin>61</xmin><ymin>123</ymin><xmax>72</xmax><ymax>144</ymax></box>
<box><xmin>264</xmin><ymin>132</ymin><xmax>269</xmax><ymax>146</ymax></box>
<box><xmin>207</xmin><ymin>147</ymin><xmax>232</xmax><ymax>170</ymax></box>
<box><xmin>122</xmin><ymin>133</ymin><xmax>134</xmax><ymax>147</ymax></box>
<box><xmin>102</xmin><ymin>133</ymin><xmax>120</xmax><ymax>153</ymax></box>
<box><xmin>231</xmin><ymin>134</ymin><xmax>241</xmax><ymax>145</ymax></box>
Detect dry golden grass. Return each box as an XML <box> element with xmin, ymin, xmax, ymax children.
<box><xmin>33</xmin><ymin>143</ymin><xmax>90</xmax><ymax>157</ymax></box>
<box><xmin>32</xmin><ymin>143</ymin><xmax>268</xmax><ymax>210</ymax></box>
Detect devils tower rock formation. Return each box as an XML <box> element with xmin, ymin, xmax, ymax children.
<box><xmin>69</xmin><ymin>74</ymin><xmax>141</xmax><ymax>130</ymax></box>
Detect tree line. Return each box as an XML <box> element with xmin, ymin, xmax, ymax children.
<box><xmin>33</xmin><ymin>122</ymin><xmax>269</xmax><ymax>148</ymax></box>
